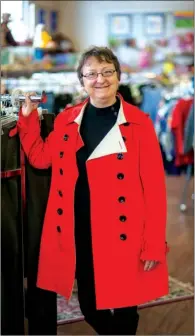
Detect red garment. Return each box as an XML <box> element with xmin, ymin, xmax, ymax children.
<box><xmin>171</xmin><ymin>98</ymin><xmax>194</xmax><ymax>166</ymax></box>
<box><xmin>12</xmin><ymin>96</ymin><xmax>169</xmax><ymax>309</ymax></box>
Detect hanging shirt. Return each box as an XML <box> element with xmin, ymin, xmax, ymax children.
<box><xmin>171</xmin><ymin>98</ymin><xmax>194</xmax><ymax>166</ymax></box>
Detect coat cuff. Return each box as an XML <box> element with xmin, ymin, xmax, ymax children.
<box><xmin>140</xmin><ymin>241</ymin><xmax>169</xmax><ymax>263</ymax></box>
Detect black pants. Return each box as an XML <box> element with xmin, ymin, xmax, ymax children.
<box><xmin>76</xmin><ymin>263</ymin><xmax>139</xmax><ymax>335</ymax></box>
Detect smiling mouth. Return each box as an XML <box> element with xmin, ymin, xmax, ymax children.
<box><xmin>95</xmin><ymin>86</ymin><xmax>110</xmax><ymax>89</ymax></box>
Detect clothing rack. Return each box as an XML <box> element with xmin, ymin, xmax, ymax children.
<box><xmin>1</xmin><ymin>96</ymin><xmax>57</xmax><ymax>335</ymax></box>
<box><xmin>1</xmin><ymin>100</ymin><xmax>26</xmax><ymax>335</ymax></box>
<box><xmin>1</xmin><ymin>96</ymin><xmax>26</xmax><ymax>209</ymax></box>
<box><xmin>155</xmin><ymin>90</ymin><xmax>194</xmax><ymax>212</ymax></box>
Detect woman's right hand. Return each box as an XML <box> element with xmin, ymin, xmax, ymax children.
<box><xmin>21</xmin><ymin>92</ymin><xmax>39</xmax><ymax>117</ymax></box>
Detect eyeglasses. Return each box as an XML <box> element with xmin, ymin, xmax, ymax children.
<box><xmin>82</xmin><ymin>69</ymin><xmax>116</xmax><ymax>80</ymax></box>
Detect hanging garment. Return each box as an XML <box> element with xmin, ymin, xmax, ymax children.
<box><xmin>38</xmin><ymin>91</ymin><xmax>55</xmax><ymax>114</ymax></box>
<box><xmin>1</xmin><ymin>121</ymin><xmax>25</xmax><ymax>335</ymax></box>
<box><xmin>140</xmin><ymin>85</ymin><xmax>162</xmax><ymax>123</ymax></box>
<box><xmin>8</xmin><ymin>113</ymin><xmax>57</xmax><ymax>335</ymax></box>
<box><xmin>154</xmin><ymin>99</ymin><xmax>178</xmax><ymax>162</ymax></box>
<box><xmin>53</xmin><ymin>93</ymin><xmax>73</xmax><ymax>115</ymax></box>
<box><xmin>24</xmin><ymin>113</ymin><xmax>57</xmax><ymax>335</ymax></box>
<box><xmin>171</xmin><ymin>98</ymin><xmax>194</xmax><ymax>166</ymax></box>
<box><xmin>183</xmin><ymin>102</ymin><xmax>194</xmax><ymax>154</ymax></box>
<box><xmin>117</xmin><ymin>84</ymin><xmax>137</xmax><ymax>106</ymax></box>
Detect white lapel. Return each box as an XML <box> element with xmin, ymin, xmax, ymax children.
<box><xmin>74</xmin><ymin>100</ymin><xmax>127</xmax><ymax>161</ymax></box>
<box><xmin>74</xmin><ymin>102</ymin><xmax>88</xmax><ymax>130</ymax></box>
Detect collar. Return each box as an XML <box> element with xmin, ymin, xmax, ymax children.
<box><xmin>66</xmin><ymin>93</ymin><xmax>142</xmax><ymax>125</ymax></box>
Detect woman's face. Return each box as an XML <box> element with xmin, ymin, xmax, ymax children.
<box><xmin>82</xmin><ymin>56</ymin><xmax>119</xmax><ymax>107</ymax></box>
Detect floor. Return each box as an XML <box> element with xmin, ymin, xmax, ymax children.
<box><xmin>57</xmin><ymin>175</ymin><xmax>194</xmax><ymax>335</ymax></box>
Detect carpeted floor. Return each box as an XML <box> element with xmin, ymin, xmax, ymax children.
<box><xmin>57</xmin><ymin>276</ymin><xmax>194</xmax><ymax>325</ymax></box>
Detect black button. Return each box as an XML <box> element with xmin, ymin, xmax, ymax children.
<box><xmin>119</xmin><ymin>215</ymin><xmax>127</xmax><ymax>222</ymax></box>
<box><xmin>120</xmin><ymin>233</ymin><xmax>127</xmax><ymax>240</ymax></box>
<box><xmin>60</xmin><ymin>151</ymin><xmax>64</xmax><ymax>158</ymax></box>
<box><xmin>57</xmin><ymin>208</ymin><xmax>63</xmax><ymax>215</ymax></box>
<box><xmin>123</xmin><ymin>122</ymin><xmax>130</xmax><ymax>127</ymax></box>
<box><xmin>64</xmin><ymin>134</ymin><xmax>69</xmax><ymax>141</ymax></box>
<box><xmin>58</xmin><ymin>190</ymin><xmax>63</xmax><ymax>197</ymax></box>
<box><xmin>117</xmin><ymin>173</ymin><xmax>124</xmax><ymax>180</ymax></box>
<box><xmin>60</xmin><ymin>168</ymin><xmax>63</xmax><ymax>175</ymax></box>
<box><xmin>118</xmin><ymin>196</ymin><xmax>125</xmax><ymax>203</ymax></box>
<box><xmin>57</xmin><ymin>226</ymin><xmax>61</xmax><ymax>233</ymax></box>
<box><xmin>117</xmin><ymin>153</ymin><xmax>124</xmax><ymax>160</ymax></box>
<box><xmin>122</xmin><ymin>136</ymin><xmax>126</xmax><ymax>142</ymax></box>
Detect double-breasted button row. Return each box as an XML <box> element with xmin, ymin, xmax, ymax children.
<box><xmin>59</xmin><ymin>134</ymin><xmax>68</xmax><ymax>173</ymax></box>
<box><xmin>56</xmin><ymin>133</ymin><xmax>68</xmax><ymax>235</ymax></box>
<box><xmin>117</xmin><ymin>154</ymin><xmax>127</xmax><ymax>237</ymax></box>
<box><xmin>117</xmin><ymin>170</ymin><xmax>127</xmax><ymax>238</ymax></box>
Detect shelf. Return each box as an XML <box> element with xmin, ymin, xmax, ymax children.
<box><xmin>1</xmin><ymin>67</ymin><xmax>77</xmax><ymax>78</ymax></box>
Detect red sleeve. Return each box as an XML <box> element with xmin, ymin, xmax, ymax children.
<box><xmin>16</xmin><ymin>109</ymin><xmax>54</xmax><ymax>169</ymax></box>
<box><xmin>170</xmin><ymin>99</ymin><xmax>185</xmax><ymax>155</ymax></box>
<box><xmin>139</xmin><ymin>116</ymin><xmax>169</xmax><ymax>262</ymax></box>
<box><xmin>171</xmin><ymin>99</ymin><xmax>184</xmax><ymax>129</ymax></box>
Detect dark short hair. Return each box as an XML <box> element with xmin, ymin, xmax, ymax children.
<box><xmin>77</xmin><ymin>46</ymin><xmax>121</xmax><ymax>85</ymax></box>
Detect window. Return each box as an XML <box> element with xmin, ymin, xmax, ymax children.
<box><xmin>1</xmin><ymin>1</ymin><xmax>23</xmax><ymax>21</ymax></box>
<box><xmin>1</xmin><ymin>1</ymin><xmax>34</xmax><ymax>42</ymax></box>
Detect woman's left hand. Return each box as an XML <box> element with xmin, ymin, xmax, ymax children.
<box><xmin>144</xmin><ymin>260</ymin><xmax>159</xmax><ymax>271</ymax></box>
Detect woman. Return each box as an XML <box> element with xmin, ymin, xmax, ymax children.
<box><xmin>18</xmin><ymin>46</ymin><xmax>169</xmax><ymax>335</ymax></box>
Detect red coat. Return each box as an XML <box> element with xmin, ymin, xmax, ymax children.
<box><xmin>15</xmin><ymin>95</ymin><xmax>169</xmax><ymax>309</ymax></box>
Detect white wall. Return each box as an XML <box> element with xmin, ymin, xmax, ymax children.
<box><xmin>58</xmin><ymin>1</ymin><xmax>194</xmax><ymax>51</ymax></box>
<box><xmin>30</xmin><ymin>1</ymin><xmax>60</xmax><ymax>9</ymax></box>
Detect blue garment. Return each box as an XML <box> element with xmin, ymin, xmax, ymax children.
<box><xmin>140</xmin><ymin>87</ymin><xmax>162</xmax><ymax>123</ymax></box>
<box><xmin>154</xmin><ymin>100</ymin><xmax>177</xmax><ymax>162</ymax></box>
<box><xmin>38</xmin><ymin>92</ymin><xmax>55</xmax><ymax>113</ymax></box>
